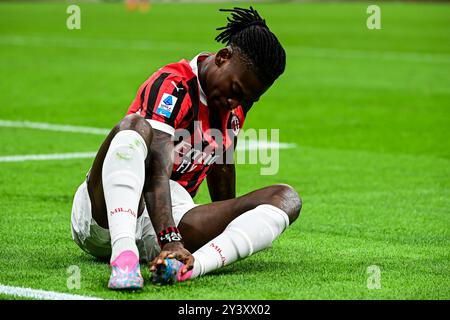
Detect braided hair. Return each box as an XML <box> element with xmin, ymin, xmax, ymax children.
<box><xmin>215</xmin><ymin>6</ymin><xmax>286</xmax><ymax>85</ymax></box>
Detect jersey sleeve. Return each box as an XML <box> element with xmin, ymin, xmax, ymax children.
<box><xmin>139</xmin><ymin>73</ymin><xmax>191</xmax><ymax>136</ymax></box>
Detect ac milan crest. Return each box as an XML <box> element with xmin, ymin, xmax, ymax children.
<box><xmin>231</xmin><ymin>114</ymin><xmax>240</xmax><ymax>136</ymax></box>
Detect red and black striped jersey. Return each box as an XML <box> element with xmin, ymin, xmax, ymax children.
<box><xmin>127</xmin><ymin>53</ymin><xmax>250</xmax><ymax>197</ymax></box>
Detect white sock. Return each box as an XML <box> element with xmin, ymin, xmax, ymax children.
<box><xmin>102</xmin><ymin>130</ymin><xmax>147</xmax><ymax>263</ymax></box>
<box><xmin>191</xmin><ymin>204</ymin><xmax>290</xmax><ymax>278</ymax></box>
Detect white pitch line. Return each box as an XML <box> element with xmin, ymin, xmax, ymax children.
<box><xmin>0</xmin><ymin>119</ymin><xmax>296</xmax><ymax>163</ymax></box>
<box><xmin>236</xmin><ymin>140</ymin><xmax>296</xmax><ymax>151</ymax></box>
<box><xmin>0</xmin><ymin>152</ymin><xmax>97</xmax><ymax>163</ymax></box>
<box><xmin>0</xmin><ymin>119</ymin><xmax>109</xmax><ymax>135</ymax></box>
<box><xmin>0</xmin><ymin>141</ymin><xmax>295</xmax><ymax>163</ymax></box>
<box><xmin>0</xmin><ymin>284</ymin><xmax>103</xmax><ymax>300</ymax></box>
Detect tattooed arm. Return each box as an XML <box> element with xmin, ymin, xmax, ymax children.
<box><xmin>143</xmin><ymin>129</ymin><xmax>193</xmax><ymax>274</ymax></box>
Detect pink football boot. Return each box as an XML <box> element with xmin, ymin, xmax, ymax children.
<box><xmin>108</xmin><ymin>250</ymin><xmax>144</xmax><ymax>290</ymax></box>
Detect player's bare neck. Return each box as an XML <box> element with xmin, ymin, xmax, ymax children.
<box><xmin>197</xmin><ymin>55</ymin><xmax>214</xmax><ymax>96</ymax></box>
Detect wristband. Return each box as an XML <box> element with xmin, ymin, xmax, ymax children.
<box><xmin>157</xmin><ymin>226</ymin><xmax>183</xmax><ymax>248</ymax></box>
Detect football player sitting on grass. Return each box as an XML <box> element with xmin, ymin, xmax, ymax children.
<box><xmin>70</xmin><ymin>7</ymin><xmax>301</xmax><ymax>289</ymax></box>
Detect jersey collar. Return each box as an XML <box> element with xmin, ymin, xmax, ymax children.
<box><xmin>189</xmin><ymin>52</ymin><xmax>209</xmax><ymax>106</ymax></box>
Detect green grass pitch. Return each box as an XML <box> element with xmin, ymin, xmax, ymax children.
<box><xmin>0</xmin><ymin>1</ymin><xmax>449</xmax><ymax>300</ymax></box>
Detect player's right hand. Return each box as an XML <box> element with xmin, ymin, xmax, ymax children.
<box><xmin>149</xmin><ymin>241</ymin><xmax>194</xmax><ymax>275</ymax></box>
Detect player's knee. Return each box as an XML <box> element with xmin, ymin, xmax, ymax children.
<box><xmin>270</xmin><ymin>184</ymin><xmax>302</xmax><ymax>224</ymax></box>
<box><xmin>116</xmin><ymin>114</ymin><xmax>153</xmax><ymax>149</ymax></box>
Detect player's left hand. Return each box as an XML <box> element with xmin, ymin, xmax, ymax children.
<box><xmin>149</xmin><ymin>242</ymin><xmax>194</xmax><ymax>275</ymax></box>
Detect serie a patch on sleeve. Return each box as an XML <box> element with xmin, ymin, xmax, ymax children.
<box><xmin>156</xmin><ymin>93</ymin><xmax>178</xmax><ymax>118</ymax></box>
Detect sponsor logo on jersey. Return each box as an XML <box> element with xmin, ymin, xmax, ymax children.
<box><xmin>156</xmin><ymin>93</ymin><xmax>178</xmax><ymax>118</ymax></box>
<box><xmin>173</xmin><ymin>140</ymin><xmax>220</xmax><ymax>174</ymax></box>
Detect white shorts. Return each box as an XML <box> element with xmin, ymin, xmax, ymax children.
<box><xmin>71</xmin><ymin>180</ymin><xmax>197</xmax><ymax>262</ymax></box>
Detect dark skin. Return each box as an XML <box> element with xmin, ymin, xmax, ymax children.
<box><xmin>203</xmin><ymin>47</ymin><xmax>268</xmax><ymax>202</ymax></box>
<box><xmin>87</xmin><ymin>47</ymin><xmax>301</xmax><ymax>276</ymax></box>
<box><xmin>207</xmin><ymin>163</ymin><xmax>235</xmax><ymax>201</ymax></box>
